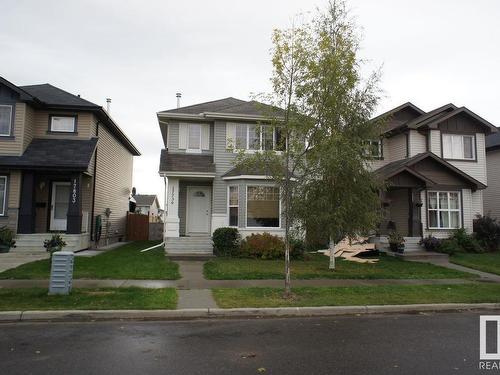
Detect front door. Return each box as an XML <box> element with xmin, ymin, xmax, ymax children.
<box><xmin>187</xmin><ymin>186</ymin><xmax>211</xmax><ymax>235</ymax></box>
<box><xmin>50</xmin><ymin>182</ymin><xmax>70</xmax><ymax>231</ymax></box>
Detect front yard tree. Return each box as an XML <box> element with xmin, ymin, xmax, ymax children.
<box><xmin>236</xmin><ymin>0</ymin><xmax>383</xmax><ymax>296</ymax></box>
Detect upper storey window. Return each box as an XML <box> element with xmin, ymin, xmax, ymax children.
<box><xmin>442</xmin><ymin>134</ymin><xmax>475</xmax><ymax>160</ymax></box>
<box><xmin>50</xmin><ymin>115</ymin><xmax>77</xmax><ymax>133</ymax></box>
<box><xmin>178</xmin><ymin>123</ymin><xmax>210</xmax><ymax>153</ymax></box>
<box><xmin>365</xmin><ymin>139</ymin><xmax>383</xmax><ymax>159</ymax></box>
<box><xmin>227</xmin><ymin>123</ymin><xmax>284</xmax><ymax>152</ymax></box>
<box><xmin>0</xmin><ymin>105</ymin><xmax>13</xmax><ymax>136</ymax></box>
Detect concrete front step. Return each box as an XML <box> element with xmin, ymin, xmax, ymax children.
<box><xmin>165</xmin><ymin>236</ymin><xmax>213</xmax><ymax>256</ymax></box>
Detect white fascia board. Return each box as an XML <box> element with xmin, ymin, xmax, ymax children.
<box><xmin>157</xmin><ymin>112</ymin><xmax>206</xmax><ymax>121</ymax></box>
<box><xmin>159</xmin><ymin>171</ymin><xmax>215</xmax><ymax>178</ymax></box>
<box><xmin>204</xmin><ymin>112</ymin><xmax>284</xmax><ymax>121</ymax></box>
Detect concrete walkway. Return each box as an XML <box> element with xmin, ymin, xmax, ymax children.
<box><xmin>416</xmin><ymin>259</ymin><xmax>500</xmax><ymax>283</ymax></box>
<box><xmin>0</xmin><ymin>252</ymin><xmax>48</xmax><ymax>273</ymax></box>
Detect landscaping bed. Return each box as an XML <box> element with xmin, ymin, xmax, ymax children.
<box><xmin>450</xmin><ymin>252</ymin><xmax>500</xmax><ymax>276</ymax></box>
<box><xmin>0</xmin><ymin>287</ymin><xmax>177</xmax><ymax>311</ymax></box>
<box><xmin>204</xmin><ymin>254</ymin><xmax>474</xmax><ymax>280</ymax></box>
<box><xmin>0</xmin><ymin>241</ymin><xmax>180</xmax><ymax>280</ymax></box>
<box><xmin>212</xmin><ymin>284</ymin><xmax>500</xmax><ymax>308</ymax></box>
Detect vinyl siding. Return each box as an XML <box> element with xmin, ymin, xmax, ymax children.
<box><xmin>484</xmin><ymin>149</ymin><xmax>500</xmax><ymax>219</ymax></box>
<box><xmin>0</xmin><ymin>103</ymin><xmax>24</xmax><ymax>156</ymax></box>
<box><xmin>447</xmin><ymin>133</ymin><xmax>487</xmax><ymax>185</ymax></box>
<box><xmin>429</xmin><ymin>130</ymin><xmax>441</xmax><ymax>155</ymax></box>
<box><xmin>389</xmin><ymin>133</ymin><xmax>407</xmax><ymax>161</ymax></box>
<box><xmin>0</xmin><ymin>171</ymin><xmax>21</xmax><ymax>232</ymax></box>
<box><xmin>93</xmin><ymin>125</ymin><xmax>134</xmax><ymax>243</ymax></box>
<box><xmin>408</xmin><ymin>130</ymin><xmax>426</xmax><ymax>156</ymax></box>
<box><xmin>166</xmin><ymin>122</ymin><xmax>213</xmax><ymax>154</ymax></box>
<box><xmin>33</xmin><ymin>110</ymin><xmax>94</xmax><ymax>139</ymax></box>
<box><xmin>22</xmin><ymin>104</ymin><xmax>35</xmax><ymax>152</ymax></box>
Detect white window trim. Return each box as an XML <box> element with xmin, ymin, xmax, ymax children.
<box><xmin>186</xmin><ymin>124</ymin><xmax>202</xmax><ymax>153</ymax></box>
<box><xmin>50</xmin><ymin>115</ymin><xmax>76</xmax><ymax>133</ymax></box>
<box><xmin>442</xmin><ymin>133</ymin><xmax>475</xmax><ymax>161</ymax></box>
<box><xmin>227</xmin><ymin>185</ymin><xmax>239</xmax><ymax>227</ymax></box>
<box><xmin>0</xmin><ymin>176</ymin><xmax>7</xmax><ymax>216</ymax></box>
<box><xmin>232</xmin><ymin>123</ymin><xmax>281</xmax><ymax>154</ymax></box>
<box><xmin>0</xmin><ymin>104</ymin><xmax>13</xmax><ymax>136</ymax></box>
<box><xmin>366</xmin><ymin>139</ymin><xmax>383</xmax><ymax>158</ymax></box>
<box><xmin>428</xmin><ymin>191</ymin><xmax>462</xmax><ymax>230</ymax></box>
<box><xmin>245</xmin><ymin>185</ymin><xmax>281</xmax><ymax>229</ymax></box>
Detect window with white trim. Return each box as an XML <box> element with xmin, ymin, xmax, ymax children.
<box><xmin>246</xmin><ymin>186</ymin><xmax>280</xmax><ymax>227</ymax></box>
<box><xmin>0</xmin><ymin>176</ymin><xmax>6</xmax><ymax>216</ymax></box>
<box><xmin>365</xmin><ymin>139</ymin><xmax>383</xmax><ymax>158</ymax></box>
<box><xmin>229</xmin><ymin>123</ymin><xmax>281</xmax><ymax>151</ymax></box>
<box><xmin>442</xmin><ymin>134</ymin><xmax>475</xmax><ymax>160</ymax></box>
<box><xmin>428</xmin><ymin>191</ymin><xmax>461</xmax><ymax>229</ymax></box>
<box><xmin>235</xmin><ymin>123</ymin><xmax>247</xmax><ymax>149</ymax></box>
<box><xmin>0</xmin><ymin>105</ymin><xmax>13</xmax><ymax>136</ymax></box>
<box><xmin>50</xmin><ymin>116</ymin><xmax>76</xmax><ymax>133</ymax></box>
<box><xmin>228</xmin><ymin>186</ymin><xmax>239</xmax><ymax>227</ymax></box>
<box><xmin>188</xmin><ymin>124</ymin><xmax>201</xmax><ymax>151</ymax></box>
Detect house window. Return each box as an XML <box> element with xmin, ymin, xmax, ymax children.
<box><xmin>0</xmin><ymin>105</ymin><xmax>13</xmax><ymax>136</ymax></box>
<box><xmin>365</xmin><ymin>139</ymin><xmax>383</xmax><ymax>158</ymax></box>
<box><xmin>0</xmin><ymin>176</ymin><xmax>6</xmax><ymax>216</ymax></box>
<box><xmin>442</xmin><ymin>134</ymin><xmax>475</xmax><ymax>160</ymax></box>
<box><xmin>228</xmin><ymin>186</ymin><xmax>239</xmax><ymax>227</ymax></box>
<box><xmin>235</xmin><ymin>124</ymin><xmax>247</xmax><ymax>149</ymax></box>
<box><xmin>428</xmin><ymin>191</ymin><xmax>461</xmax><ymax>229</ymax></box>
<box><xmin>50</xmin><ymin>116</ymin><xmax>76</xmax><ymax>133</ymax></box>
<box><xmin>230</xmin><ymin>123</ymin><xmax>281</xmax><ymax>151</ymax></box>
<box><xmin>188</xmin><ymin>124</ymin><xmax>201</xmax><ymax>150</ymax></box>
<box><xmin>246</xmin><ymin>186</ymin><xmax>280</xmax><ymax>227</ymax></box>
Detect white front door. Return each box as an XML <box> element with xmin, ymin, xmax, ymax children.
<box><xmin>50</xmin><ymin>182</ymin><xmax>70</xmax><ymax>231</ymax></box>
<box><xmin>187</xmin><ymin>186</ymin><xmax>211</xmax><ymax>235</ymax></box>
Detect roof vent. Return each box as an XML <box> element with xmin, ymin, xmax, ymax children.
<box><xmin>176</xmin><ymin>93</ymin><xmax>182</xmax><ymax>109</ymax></box>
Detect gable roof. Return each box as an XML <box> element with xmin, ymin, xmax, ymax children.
<box><xmin>0</xmin><ymin>138</ymin><xmax>98</xmax><ymax>171</ymax></box>
<box><xmin>0</xmin><ymin>76</ymin><xmax>140</xmax><ymax>156</ymax></box>
<box><xmin>134</xmin><ymin>194</ymin><xmax>158</xmax><ymax>207</ymax></box>
<box><xmin>158</xmin><ymin>97</ymin><xmax>285</xmax><ymax>121</ymax></box>
<box><xmin>372</xmin><ymin>102</ymin><xmax>425</xmax><ymax>124</ymax></box>
<box><xmin>20</xmin><ymin>84</ymin><xmax>99</xmax><ymax>108</ymax></box>
<box><xmin>486</xmin><ymin>131</ymin><xmax>500</xmax><ymax>150</ymax></box>
<box><xmin>374</xmin><ymin>152</ymin><xmax>486</xmax><ymax>190</ymax></box>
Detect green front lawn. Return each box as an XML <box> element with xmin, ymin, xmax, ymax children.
<box><xmin>204</xmin><ymin>254</ymin><xmax>474</xmax><ymax>280</ymax></box>
<box><xmin>451</xmin><ymin>252</ymin><xmax>500</xmax><ymax>276</ymax></box>
<box><xmin>213</xmin><ymin>284</ymin><xmax>500</xmax><ymax>308</ymax></box>
<box><xmin>0</xmin><ymin>287</ymin><xmax>177</xmax><ymax>311</ymax></box>
<box><xmin>0</xmin><ymin>241</ymin><xmax>180</xmax><ymax>280</ymax></box>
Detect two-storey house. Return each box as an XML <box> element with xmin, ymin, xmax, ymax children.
<box><xmin>157</xmin><ymin>98</ymin><xmax>284</xmax><ymax>255</ymax></box>
<box><xmin>371</xmin><ymin>102</ymin><xmax>496</xmax><ymax>249</ymax></box>
<box><xmin>0</xmin><ymin>77</ymin><xmax>140</xmax><ymax>252</ymax></box>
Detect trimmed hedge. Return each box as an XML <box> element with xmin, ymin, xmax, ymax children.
<box><xmin>212</xmin><ymin>227</ymin><xmax>240</xmax><ymax>257</ymax></box>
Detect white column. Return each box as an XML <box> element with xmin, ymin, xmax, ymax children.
<box><xmin>166</xmin><ymin>177</ymin><xmax>180</xmax><ymax>237</ymax></box>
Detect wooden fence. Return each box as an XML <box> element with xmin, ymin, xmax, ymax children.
<box><xmin>126</xmin><ymin>212</ymin><xmax>149</xmax><ymax>241</ymax></box>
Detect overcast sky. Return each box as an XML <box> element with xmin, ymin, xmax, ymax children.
<box><xmin>1</xmin><ymin>0</ymin><xmax>499</xmax><ymax>205</ymax></box>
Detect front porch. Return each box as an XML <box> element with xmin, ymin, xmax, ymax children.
<box><xmin>15</xmin><ymin>170</ymin><xmax>91</xmax><ymax>252</ymax></box>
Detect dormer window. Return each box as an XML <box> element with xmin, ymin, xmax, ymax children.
<box><xmin>442</xmin><ymin>134</ymin><xmax>475</xmax><ymax>160</ymax></box>
<box><xmin>0</xmin><ymin>105</ymin><xmax>13</xmax><ymax>136</ymax></box>
<box><xmin>50</xmin><ymin>115</ymin><xmax>77</xmax><ymax>133</ymax></box>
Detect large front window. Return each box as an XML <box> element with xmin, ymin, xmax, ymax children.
<box><xmin>0</xmin><ymin>176</ymin><xmax>6</xmax><ymax>216</ymax></box>
<box><xmin>0</xmin><ymin>105</ymin><xmax>13</xmax><ymax>136</ymax></box>
<box><xmin>246</xmin><ymin>186</ymin><xmax>280</xmax><ymax>227</ymax></box>
<box><xmin>442</xmin><ymin>134</ymin><xmax>475</xmax><ymax>160</ymax></box>
<box><xmin>428</xmin><ymin>191</ymin><xmax>461</xmax><ymax>229</ymax></box>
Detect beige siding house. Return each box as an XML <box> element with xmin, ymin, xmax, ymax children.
<box><xmin>484</xmin><ymin>133</ymin><xmax>500</xmax><ymax>220</ymax></box>
<box><xmin>0</xmin><ymin>77</ymin><xmax>140</xmax><ymax>252</ymax></box>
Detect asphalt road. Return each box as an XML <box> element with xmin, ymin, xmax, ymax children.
<box><xmin>1</xmin><ymin>311</ymin><xmax>496</xmax><ymax>375</ymax></box>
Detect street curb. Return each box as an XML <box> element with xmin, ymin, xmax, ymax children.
<box><xmin>1</xmin><ymin>303</ymin><xmax>500</xmax><ymax>322</ymax></box>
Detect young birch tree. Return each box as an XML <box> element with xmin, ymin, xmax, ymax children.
<box><xmin>236</xmin><ymin>0</ymin><xmax>383</xmax><ymax>296</ymax></box>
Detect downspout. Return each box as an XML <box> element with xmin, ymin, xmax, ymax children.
<box><xmin>90</xmin><ymin>121</ymin><xmax>100</xmax><ymax>244</ymax></box>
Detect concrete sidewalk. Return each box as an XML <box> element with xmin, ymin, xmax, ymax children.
<box><xmin>0</xmin><ymin>252</ymin><xmax>48</xmax><ymax>273</ymax></box>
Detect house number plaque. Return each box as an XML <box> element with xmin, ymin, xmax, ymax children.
<box><xmin>72</xmin><ymin>178</ymin><xmax>78</xmax><ymax>204</ymax></box>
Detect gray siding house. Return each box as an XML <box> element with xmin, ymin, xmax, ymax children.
<box><xmin>157</xmin><ymin>98</ymin><xmax>284</xmax><ymax>254</ymax></box>
<box><xmin>484</xmin><ymin>133</ymin><xmax>500</xmax><ymax>220</ymax></box>
<box><xmin>0</xmin><ymin>76</ymin><xmax>140</xmax><ymax>252</ymax></box>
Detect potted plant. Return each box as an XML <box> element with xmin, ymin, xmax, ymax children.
<box><xmin>0</xmin><ymin>226</ymin><xmax>16</xmax><ymax>253</ymax></box>
<box><xmin>44</xmin><ymin>234</ymin><xmax>67</xmax><ymax>258</ymax></box>
<box><xmin>388</xmin><ymin>231</ymin><xmax>405</xmax><ymax>253</ymax></box>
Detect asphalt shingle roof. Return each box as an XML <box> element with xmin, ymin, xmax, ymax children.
<box><xmin>20</xmin><ymin>84</ymin><xmax>99</xmax><ymax>108</ymax></box>
<box><xmin>134</xmin><ymin>194</ymin><xmax>158</xmax><ymax>206</ymax></box>
<box><xmin>0</xmin><ymin>138</ymin><xmax>98</xmax><ymax>170</ymax></box>
<box><xmin>159</xmin><ymin>150</ymin><xmax>215</xmax><ymax>173</ymax></box>
<box><xmin>486</xmin><ymin>131</ymin><xmax>500</xmax><ymax>149</ymax></box>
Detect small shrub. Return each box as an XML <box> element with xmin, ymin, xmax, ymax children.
<box><xmin>44</xmin><ymin>234</ymin><xmax>67</xmax><ymax>257</ymax></box>
<box><xmin>419</xmin><ymin>236</ymin><xmax>441</xmax><ymax>252</ymax></box>
<box><xmin>436</xmin><ymin>229</ymin><xmax>484</xmax><ymax>255</ymax></box>
<box><xmin>212</xmin><ymin>227</ymin><xmax>240</xmax><ymax>257</ymax></box>
<box><xmin>436</xmin><ymin>238</ymin><xmax>460</xmax><ymax>255</ymax></box>
<box><xmin>239</xmin><ymin>233</ymin><xmax>285</xmax><ymax>260</ymax></box>
<box><xmin>289</xmin><ymin>238</ymin><xmax>307</xmax><ymax>260</ymax></box>
<box><xmin>474</xmin><ymin>214</ymin><xmax>500</xmax><ymax>251</ymax></box>
<box><xmin>0</xmin><ymin>226</ymin><xmax>16</xmax><ymax>248</ymax></box>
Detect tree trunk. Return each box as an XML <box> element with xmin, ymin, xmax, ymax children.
<box><xmin>329</xmin><ymin>236</ymin><xmax>336</xmax><ymax>270</ymax></box>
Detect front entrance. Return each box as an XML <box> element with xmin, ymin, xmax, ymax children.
<box><xmin>186</xmin><ymin>186</ymin><xmax>211</xmax><ymax>235</ymax></box>
<box><xmin>50</xmin><ymin>181</ymin><xmax>70</xmax><ymax>231</ymax></box>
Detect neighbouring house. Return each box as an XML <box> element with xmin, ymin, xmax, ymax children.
<box><xmin>157</xmin><ymin>98</ymin><xmax>284</xmax><ymax>255</ymax></box>
<box><xmin>483</xmin><ymin>132</ymin><xmax>500</xmax><ymax>220</ymax></box>
<box><xmin>133</xmin><ymin>194</ymin><xmax>161</xmax><ymax>222</ymax></box>
<box><xmin>371</xmin><ymin>102</ymin><xmax>497</xmax><ymax>250</ymax></box>
<box><xmin>0</xmin><ymin>76</ymin><xmax>140</xmax><ymax>252</ymax></box>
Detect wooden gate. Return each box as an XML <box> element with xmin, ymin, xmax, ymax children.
<box><xmin>126</xmin><ymin>212</ymin><xmax>149</xmax><ymax>241</ymax></box>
